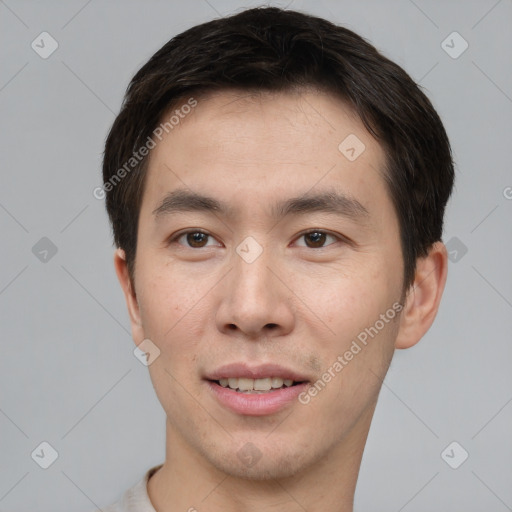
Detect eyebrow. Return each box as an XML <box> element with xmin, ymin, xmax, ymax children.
<box><xmin>152</xmin><ymin>188</ymin><xmax>369</xmax><ymax>224</ymax></box>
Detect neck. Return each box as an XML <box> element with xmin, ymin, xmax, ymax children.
<box><xmin>148</xmin><ymin>402</ymin><xmax>376</xmax><ymax>512</ymax></box>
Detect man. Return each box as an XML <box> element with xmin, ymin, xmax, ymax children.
<box><xmin>96</xmin><ymin>6</ymin><xmax>453</xmax><ymax>511</ymax></box>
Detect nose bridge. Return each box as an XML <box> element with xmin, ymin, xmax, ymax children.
<box><xmin>231</xmin><ymin>240</ymin><xmax>276</xmax><ymax>304</ymax></box>
<box><xmin>215</xmin><ymin>238</ymin><xmax>294</xmax><ymax>337</ymax></box>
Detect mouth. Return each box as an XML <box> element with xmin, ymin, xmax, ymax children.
<box><xmin>209</xmin><ymin>377</ymin><xmax>306</xmax><ymax>393</ymax></box>
<box><xmin>204</xmin><ymin>363</ymin><xmax>311</xmax><ymax>416</ymax></box>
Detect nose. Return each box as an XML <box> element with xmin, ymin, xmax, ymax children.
<box><xmin>215</xmin><ymin>246</ymin><xmax>295</xmax><ymax>340</ymax></box>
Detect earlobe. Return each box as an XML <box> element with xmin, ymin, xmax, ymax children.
<box><xmin>113</xmin><ymin>249</ymin><xmax>144</xmax><ymax>341</ymax></box>
<box><xmin>395</xmin><ymin>241</ymin><xmax>448</xmax><ymax>349</ymax></box>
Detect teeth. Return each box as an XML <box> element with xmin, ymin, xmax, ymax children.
<box><xmin>271</xmin><ymin>377</ymin><xmax>284</xmax><ymax>388</ymax></box>
<box><xmin>237</xmin><ymin>378</ymin><xmax>253</xmax><ymax>391</ymax></box>
<box><xmin>254</xmin><ymin>378</ymin><xmax>272</xmax><ymax>391</ymax></box>
<box><xmin>216</xmin><ymin>377</ymin><xmax>298</xmax><ymax>391</ymax></box>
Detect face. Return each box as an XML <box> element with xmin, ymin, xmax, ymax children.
<box><xmin>124</xmin><ymin>89</ymin><xmax>406</xmax><ymax>479</ymax></box>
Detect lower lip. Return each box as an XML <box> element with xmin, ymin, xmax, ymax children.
<box><xmin>206</xmin><ymin>381</ymin><xmax>309</xmax><ymax>416</ymax></box>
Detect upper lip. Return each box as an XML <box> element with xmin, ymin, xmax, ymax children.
<box><xmin>205</xmin><ymin>362</ymin><xmax>310</xmax><ymax>382</ymax></box>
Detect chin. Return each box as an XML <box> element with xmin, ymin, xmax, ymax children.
<box><xmin>218</xmin><ymin>458</ymin><xmax>305</xmax><ymax>481</ymax></box>
<box><xmin>203</xmin><ymin>442</ymin><xmax>318</xmax><ymax>481</ymax></box>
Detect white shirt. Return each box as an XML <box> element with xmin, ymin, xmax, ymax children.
<box><xmin>94</xmin><ymin>465</ymin><xmax>163</xmax><ymax>512</ymax></box>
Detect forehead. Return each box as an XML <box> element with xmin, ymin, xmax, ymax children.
<box><xmin>168</xmin><ymin>87</ymin><xmax>371</xmax><ymax>153</ymax></box>
<box><xmin>141</xmin><ymin>88</ymin><xmax>392</xmax><ymax>224</ymax></box>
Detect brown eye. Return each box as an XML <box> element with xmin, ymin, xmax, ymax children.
<box><xmin>185</xmin><ymin>232</ymin><xmax>209</xmax><ymax>248</ymax></box>
<box><xmin>304</xmin><ymin>231</ymin><xmax>327</xmax><ymax>248</ymax></box>
<box><xmin>297</xmin><ymin>230</ymin><xmax>339</xmax><ymax>249</ymax></box>
<box><xmin>170</xmin><ymin>230</ymin><xmax>219</xmax><ymax>248</ymax></box>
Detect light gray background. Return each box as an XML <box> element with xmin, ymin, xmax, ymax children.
<box><xmin>1</xmin><ymin>0</ymin><xmax>511</xmax><ymax>511</ymax></box>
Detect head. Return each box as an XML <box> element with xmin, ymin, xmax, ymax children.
<box><xmin>103</xmin><ymin>7</ymin><xmax>453</xmax><ymax>480</ymax></box>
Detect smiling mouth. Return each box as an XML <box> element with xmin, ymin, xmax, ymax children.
<box><xmin>210</xmin><ymin>377</ymin><xmax>306</xmax><ymax>393</ymax></box>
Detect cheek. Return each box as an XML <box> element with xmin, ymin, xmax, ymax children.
<box><xmin>298</xmin><ymin>260</ymin><xmax>400</xmax><ymax>401</ymax></box>
<box><xmin>135</xmin><ymin>268</ymin><xmax>210</xmax><ymax>373</ymax></box>
<box><xmin>132</xmin><ymin>253</ymin><xmax>208</xmax><ymax>413</ymax></box>
<box><xmin>139</xmin><ymin>270</ymin><xmax>207</xmax><ymax>411</ymax></box>
<box><xmin>297</xmin><ymin>260</ymin><xmax>395</xmax><ymax>335</ymax></box>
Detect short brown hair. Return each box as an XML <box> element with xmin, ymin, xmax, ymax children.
<box><xmin>102</xmin><ymin>6</ymin><xmax>454</xmax><ymax>288</ymax></box>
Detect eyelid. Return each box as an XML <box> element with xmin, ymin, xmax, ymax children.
<box><xmin>292</xmin><ymin>229</ymin><xmax>349</xmax><ymax>247</ymax></box>
<box><xmin>168</xmin><ymin>229</ymin><xmax>222</xmax><ymax>247</ymax></box>
<box><xmin>168</xmin><ymin>228</ymin><xmax>350</xmax><ymax>249</ymax></box>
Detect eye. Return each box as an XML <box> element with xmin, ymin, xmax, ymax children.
<box><xmin>169</xmin><ymin>230</ymin><xmax>221</xmax><ymax>248</ymax></box>
<box><xmin>169</xmin><ymin>229</ymin><xmax>345</xmax><ymax>250</ymax></box>
<box><xmin>295</xmin><ymin>230</ymin><xmax>341</xmax><ymax>249</ymax></box>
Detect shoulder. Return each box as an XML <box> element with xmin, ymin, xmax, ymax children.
<box><xmin>90</xmin><ymin>500</ymin><xmax>123</xmax><ymax>512</ymax></box>
<box><xmin>90</xmin><ymin>504</ymin><xmax>121</xmax><ymax>512</ymax></box>
<box><xmin>89</xmin><ymin>464</ymin><xmax>163</xmax><ymax>512</ymax></box>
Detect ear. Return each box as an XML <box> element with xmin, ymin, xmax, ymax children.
<box><xmin>395</xmin><ymin>241</ymin><xmax>448</xmax><ymax>349</ymax></box>
<box><xmin>114</xmin><ymin>248</ymin><xmax>145</xmax><ymax>344</ymax></box>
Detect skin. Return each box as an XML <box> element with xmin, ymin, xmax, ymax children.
<box><xmin>114</xmin><ymin>88</ymin><xmax>448</xmax><ymax>512</ymax></box>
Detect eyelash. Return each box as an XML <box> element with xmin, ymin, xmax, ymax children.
<box><xmin>168</xmin><ymin>229</ymin><xmax>346</xmax><ymax>249</ymax></box>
